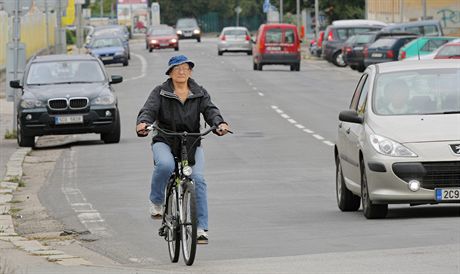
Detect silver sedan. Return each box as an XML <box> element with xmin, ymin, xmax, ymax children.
<box><xmin>335</xmin><ymin>60</ymin><xmax>460</xmax><ymax>219</ymax></box>
<box><xmin>217</xmin><ymin>26</ymin><xmax>253</xmax><ymax>56</ymax></box>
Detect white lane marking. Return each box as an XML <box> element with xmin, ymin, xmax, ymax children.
<box><xmin>252</xmin><ymin>87</ymin><xmax>258</xmax><ymax>90</ymax></box>
<box><xmin>313</xmin><ymin>134</ymin><xmax>325</xmax><ymax>140</ymax></box>
<box><xmin>280</xmin><ymin>113</ymin><xmax>290</xmax><ymax>119</ymax></box>
<box><xmin>271</xmin><ymin>106</ymin><xmax>334</xmax><ymax>146</ymax></box>
<box><xmin>61</xmin><ymin>149</ymin><xmax>110</xmax><ymax>237</ymax></box>
<box><xmin>258</xmin><ymin>92</ymin><xmax>264</xmax><ymax>96</ymax></box>
<box><xmin>124</xmin><ymin>53</ymin><xmax>147</xmax><ymax>82</ymax></box>
<box><xmin>323</xmin><ymin>140</ymin><xmax>335</xmax><ymax>146</ymax></box>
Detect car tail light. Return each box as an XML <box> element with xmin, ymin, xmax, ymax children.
<box><xmin>220</xmin><ymin>35</ymin><xmax>226</xmax><ymax>41</ymax></box>
<box><xmin>363</xmin><ymin>47</ymin><xmax>368</xmax><ymax>58</ymax></box>
<box><xmin>327</xmin><ymin>31</ymin><xmax>333</xmax><ymax>41</ymax></box>
<box><xmin>386</xmin><ymin>50</ymin><xmax>394</xmax><ymax>59</ymax></box>
<box><xmin>318</xmin><ymin>32</ymin><xmax>324</xmax><ymax>47</ymax></box>
<box><xmin>246</xmin><ymin>34</ymin><xmax>251</xmax><ymax>41</ymax></box>
<box><xmin>400</xmin><ymin>50</ymin><xmax>406</xmax><ymax>60</ymax></box>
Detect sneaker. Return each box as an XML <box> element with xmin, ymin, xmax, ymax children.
<box><xmin>149</xmin><ymin>202</ymin><xmax>163</xmax><ymax>219</ymax></box>
<box><xmin>197</xmin><ymin>229</ymin><xmax>208</xmax><ymax>244</ymax></box>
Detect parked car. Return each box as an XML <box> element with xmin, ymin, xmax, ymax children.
<box><xmin>175</xmin><ymin>18</ymin><xmax>201</xmax><ymax>42</ymax></box>
<box><xmin>335</xmin><ymin>60</ymin><xmax>460</xmax><ymax>219</ymax></box>
<box><xmin>364</xmin><ymin>35</ymin><xmax>416</xmax><ymax>67</ymax></box>
<box><xmin>398</xmin><ymin>36</ymin><xmax>457</xmax><ymax>60</ymax></box>
<box><xmin>86</xmin><ymin>36</ymin><xmax>129</xmax><ymax>66</ymax></box>
<box><xmin>145</xmin><ymin>26</ymin><xmax>179</xmax><ymax>52</ymax></box>
<box><xmin>9</xmin><ymin>54</ymin><xmax>123</xmax><ymax>147</ymax></box>
<box><xmin>217</xmin><ymin>26</ymin><xmax>252</xmax><ymax>56</ymax></box>
<box><xmin>322</xmin><ymin>19</ymin><xmax>387</xmax><ymax>67</ymax></box>
<box><xmin>309</xmin><ymin>30</ymin><xmax>324</xmax><ymax>57</ymax></box>
<box><xmin>433</xmin><ymin>42</ymin><xmax>460</xmax><ymax>59</ymax></box>
<box><xmin>252</xmin><ymin>23</ymin><xmax>301</xmax><ymax>71</ymax></box>
<box><xmin>344</xmin><ymin>31</ymin><xmax>414</xmax><ymax>72</ymax></box>
<box><xmin>381</xmin><ymin>19</ymin><xmax>443</xmax><ymax>36</ymax></box>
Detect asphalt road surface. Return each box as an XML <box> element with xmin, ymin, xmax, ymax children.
<box><xmin>40</xmin><ymin>38</ymin><xmax>460</xmax><ymax>271</ymax></box>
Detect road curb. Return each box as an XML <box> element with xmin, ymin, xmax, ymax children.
<box><xmin>0</xmin><ymin>148</ymin><xmax>93</xmax><ymax>266</ymax></box>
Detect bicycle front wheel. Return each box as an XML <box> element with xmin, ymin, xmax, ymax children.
<box><xmin>166</xmin><ymin>188</ymin><xmax>180</xmax><ymax>263</ymax></box>
<box><xmin>181</xmin><ymin>180</ymin><xmax>197</xmax><ymax>266</ymax></box>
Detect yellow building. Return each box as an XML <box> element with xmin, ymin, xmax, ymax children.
<box><xmin>366</xmin><ymin>0</ymin><xmax>460</xmax><ymax>36</ymax></box>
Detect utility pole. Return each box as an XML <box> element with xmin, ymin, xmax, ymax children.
<box><xmin>296</xmin><ymin>0</ymin><xmax>300</xmax><ymax>35</ymax></box>
<box><xmin>400</xmin><ymin>0</ymin><xmax>404</xmax><ymax>22</ymax></box>
<box><xmin>422</xmin><ymin>0</ymin><xmax>426</xmax><ymax>20</ymax></box>
<box><xmin>100</xmin><ymin>0</ymin><xmax>103</xmax><ymax>18</ymax></box>
<box><xmin>280</xmin><ymin>0</ymin><xmax>283</xmax><ymax>23</ymax></box>
<box><xmin>315</xmin><ymin>0</ymin><xmax>319</xmax><ymax>41</ymax></box>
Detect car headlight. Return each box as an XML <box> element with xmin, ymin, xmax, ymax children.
<box><xmin>369</xmin><ymin>134</ymin><xmax>418</xmax><ymax>157</ymax></box>
<box><xmin>114</xmin><ymin>51</ymin><xmax>125</xmax><ymax>56</ymax></box>
<box><xmin>92</xmin><ymin>94</ymin><xmax>115</xmax><ymax>105</ymax></box>
<box><xmin>170</xmin><ymin>39</ymin><xmax>177</xmax><ymax>43</ymax></box>
<box><xmin>193</xmin><ymin>29</ymin><xmax>200</xmax><ymax>34</ymax></box>
<box><xmin>20</xmin><ymin>99</ymin><xmax>44</xmax><ymax>109</ymax></box>
<box><xmin>150</xmin><ymin>39</ymin><xmax>157</xmax><ymax>43</ymax></box>
<box><xmin>177</xmin><ymin>30</ymin><xmax>182</xmax><ymax>35</ymax></box>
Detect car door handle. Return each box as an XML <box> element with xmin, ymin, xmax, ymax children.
<box><xmin>346</xmin><ymin>128</ymin><xmax>351</xmax><ymax>134</ymax></box>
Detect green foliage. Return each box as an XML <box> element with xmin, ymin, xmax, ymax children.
<box><xmin>4</xmin><ymin>129</ymin><xmax>16</xmax><ymax>140</ymax></box>
<box><xmin>66</xmin><ymin>29</ymin><xmax>76</xmax><ymax>45</ymax></box>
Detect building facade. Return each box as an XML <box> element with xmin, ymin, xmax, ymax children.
<box><xmin>366</xmin><ymin>0</ymin><xmax>460</xmax><ymax>35</ymax></box>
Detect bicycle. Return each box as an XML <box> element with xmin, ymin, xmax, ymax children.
<box><xmin>146</xmin><ymin>124</ymin><xmax>219</xmax><ymax>266</ymax></box>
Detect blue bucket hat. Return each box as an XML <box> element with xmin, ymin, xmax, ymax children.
<box><xmin>165</xmin><ymin>55</ymin><xmax>195</xmax><ymax>75</ymax></box>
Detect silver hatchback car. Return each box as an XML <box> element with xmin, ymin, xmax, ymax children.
<box><xmin>217</xmin><ymin>26</ymin><xmax>252</xmax><ymax>56</ymax></box>
<box><xmin>335</xmin><ymin>60</ymin><xmax>460</xmax><ymax>219</ymax></box>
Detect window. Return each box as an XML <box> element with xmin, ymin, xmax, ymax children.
<box><xmin>423</xmin><ymin>25</ymin><xmax>438</xmax><ymax>36</ymax></box>
<box><xmin>421</xmin><ymin>39</ymin><xmax>449</xmax><ymax>52</ymax></box>
<box><xmin>405</xmin><ymin>26</ymin><xmax>422</xmax><ymax>35</ymax></box>
<box><xmin>357</xmin><ymin>77</ymin><xmax>370</xmax><ymax>115</ymax></box>
<box><xmin>284</xmin><ymin>29</ymin><xmax>295</xmax><ymax>43</ymax></box>
<box><xmin>350</xmin><ymin>74</ymin><xmax>369</xmax><ymax>110</ymax></box>
<box><xmin>265</xmin><ymin>28</ymin><xmax>282</xmax><ymax>43</ymax></box>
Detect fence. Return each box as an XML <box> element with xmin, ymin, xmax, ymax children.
<box><xmin>198</xmin><ymin>12</ymin><xmax>264</xmax><ymax>33</ymax></box>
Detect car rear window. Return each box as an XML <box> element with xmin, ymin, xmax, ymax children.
<box><xmin>421</xmin><ymin>39</ymin><xmax>450</xmax><ymax>51</ymax></box>
<box><xmin>224</xmin><ymin>29</ymin><xmax>247</xmax><ymax>36</ymax></box>
<box><xmin>355</xmin><ymin>34</ymin><xmax>374</xmax><ymax>44</ymax></box>
<box><xmin>370</xmin><ymin>38</ymin><xmax>397</xmax><ymax>48</ymax></box>
<box><xmin>265</xmin><ymin>28</ymin><xmax>282</xmax><ymax>43</ymax></box>
<box><xmin>437</xmin><ymin>44</ymin><xmax>460</xmax><ymax>57</ymax></box>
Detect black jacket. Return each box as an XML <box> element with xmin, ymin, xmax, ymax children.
<box><xmin>137</xmin><ymin>78</ymin><xmax>226</xmax><ymax>164</ymax></box>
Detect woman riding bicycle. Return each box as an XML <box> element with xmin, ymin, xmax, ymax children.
<box><xmin>136</xmin><ymin>55</ymin><xmax>230</xmax><ymax>244</ymax></box>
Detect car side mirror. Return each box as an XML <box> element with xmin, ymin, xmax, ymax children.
<box><xmin>338</xmin><ymin>110</ymin><xmax>363</xmax><ymax>124</ymax></box>
<box><xmin>9</xmin><ymin>80</ymin><xmax>22</xmax><ymax>89</ymax></box>
<box><xmin>110</xmin><ymin>75</ymin><xmax>123</xmax><ymax>84</ymax></box>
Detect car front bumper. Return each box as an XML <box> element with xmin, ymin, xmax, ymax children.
<box><xmin>363</xmin><ymin>141</ymin><xmax>460</xmax><ymax>204</ymax></box>
<box><xmin>19</xmin><ymin>106</ymin><xmax>118</xmax><ymax>136</ymax></box>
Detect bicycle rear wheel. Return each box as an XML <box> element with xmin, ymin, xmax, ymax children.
<box><xmin>181</xmin><ymin>180</ymin><xmax>197</xmax><ymax>266</ymax></box>
<box><xmin>166</xmin><ymin>188</ymin><xmax>180</xmax><ymax>263</ymax></box>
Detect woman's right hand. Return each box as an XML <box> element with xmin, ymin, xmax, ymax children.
<box><xmin>136</xmin><ymin>122</ymin><xmax>149</xmax><ymax>137</ymax></box>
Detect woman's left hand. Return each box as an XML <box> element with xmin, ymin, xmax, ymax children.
<box><xmin>216</xmin><ymin>123</ymin><xmax>230</xmax><ymax>136</ymax></box>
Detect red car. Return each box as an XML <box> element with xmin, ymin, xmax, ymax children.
<box><xmin>433</xmin><ymin>42</ymin><xmax>460</xmax><ymax>59</ymax></box>
<box><xmin>146</xmin><ymin>26</ymin><xmax>179</xmax><ymax>52</ymax></box>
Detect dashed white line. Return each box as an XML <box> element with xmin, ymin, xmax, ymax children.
<box><xmin>258</xmin><ymin>92</ymin><xmax>264</xmax><ymax>96</ymax></box>
<box><xmin>124</xmin><ymin>53</ymin><xmax>147</xmax><ymax>82</ymax></box>
<box><xmin>271</xmin><ymin>106</ymin><xmax>334</xmax><ymax>146</ymax></box>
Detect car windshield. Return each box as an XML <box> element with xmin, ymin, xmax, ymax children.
<box><xmin>26</xmin><ymin>60</ymin><xmax>105</xmax><ymax>85</ymax></box>
<box><xmin>151</xmin><ymin>28</ymin><xmax>174</xmax><ymax>36</ymax></box>
<box><xmin>177</xmin><ymin>19</ymin><xmax>198</xmax><ymax>28</ymax></box>
<box><xmin>355</xmin><ymin>34</ymin><xmax>374</xmax><ymax>44</ymax></box>
<box><xmin>91</xmin><ymin>38</ymin><xmax>122</xmax><ymax>48</ymax></box>
<box><xmin>373</xmin><ymin>68</ymin><xmax>460</xmax><ymax>115</ymax></box>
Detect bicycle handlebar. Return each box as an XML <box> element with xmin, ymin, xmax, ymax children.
<box><xmin>146</xmin><ymin>124</ymin><xmax>218</xmax><ymax>137</ymax></box>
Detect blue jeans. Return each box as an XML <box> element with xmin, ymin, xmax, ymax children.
<box><xmin>150</xmin><ymin>142</ymin><xmax>208</xmax><ymax>231</ymax></box>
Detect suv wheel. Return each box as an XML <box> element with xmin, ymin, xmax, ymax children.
<box><xmin>197</xmin><ymin>37</ymin><xmax>201</xmax><ymax>43</ymax></box>
<box><xmin>361</xmin><ymin>159</ymin><xmax>388</xmax><ymax>219</ymax></box>
<box><xmin>336</xmin><ymin>157</ymin><xmax>360</xmax><ymax>211</ymax></box>
<box><xmin>101</xmin><ymin>111</ymin><xmax>121</xmax><ymax>144</ymax></box>
<box><xmin>17</xmin><ymin>120</ymin><xmax>35</xmax><ymax>147</ymax></box>
<box><xmin>333</xmin><ymin>51</ymin><xmax>347</xmax><ymax>67</ymax></box>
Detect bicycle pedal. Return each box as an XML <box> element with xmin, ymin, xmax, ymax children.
<box><xmin>158</xmin><ymin>227</ymin><xmax>166</xmax><ymax>237</ymax></box>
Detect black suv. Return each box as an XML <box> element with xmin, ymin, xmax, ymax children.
<box><xmin>322</xmin><ymin>20</ymin><xmax>387</xmax><ymax>67</ymax></box>
<box><xmin>175</xmin><ymin>18</ymin><xmax>201</xmax><ymax>42</ymax></box>
<box><xmin>10</xmin><ymin>54</ymin><xmax>123</xmax><ymax>147</ymax></box>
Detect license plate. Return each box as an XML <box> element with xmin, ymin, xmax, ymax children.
<box><xmin>435</xmin><ymin>188</ymin><xmax>460</xmax><ymax>201</ymax></box>
<box><xmin>184</xmin><ymin>33</ymin><xmax>192</xmax><ymax>37</ymax></box>
<box><xmin>267</xmin><ymin>46</ymin><xmax>281</xmax><ymax>51</ymax></box>
<box><xmin>354</xmin><ymin>46</ymin><xmax>363</xmax><ymax>50</ymax></box>
<box><xmin>101</xmin><ymin>56</ymin><xmax>113</xmax><ymax>61</ymax></box>
<box><xmin>371</xmin><ymin>53</ymin><xmax>383</xmax><ymax>58</ymax></box>
<box><xmin>55</xmin><ymin>115</ymin><xmax>83</xmax><ymax>125</ymax></box>
<box><xmin>160</xmin><ymin>43</ymin><xmax>168</xmax><ymax>47</ymax></box>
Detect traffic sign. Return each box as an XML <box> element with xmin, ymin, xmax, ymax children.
<box><xmin>235</xmin><ymin>6</ymin><xmax>242</xmax><ymax>14</ymax></box>
<box><xmin>263</xmin><ymin>0</ymin><xmax>270</xmax><ymax>13</ymax></box>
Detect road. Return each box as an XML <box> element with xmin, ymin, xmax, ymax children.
<box><xmin>39</xmin><ymin>38</ymin><xmax>460</xmax><ymax>271</ymax></box>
